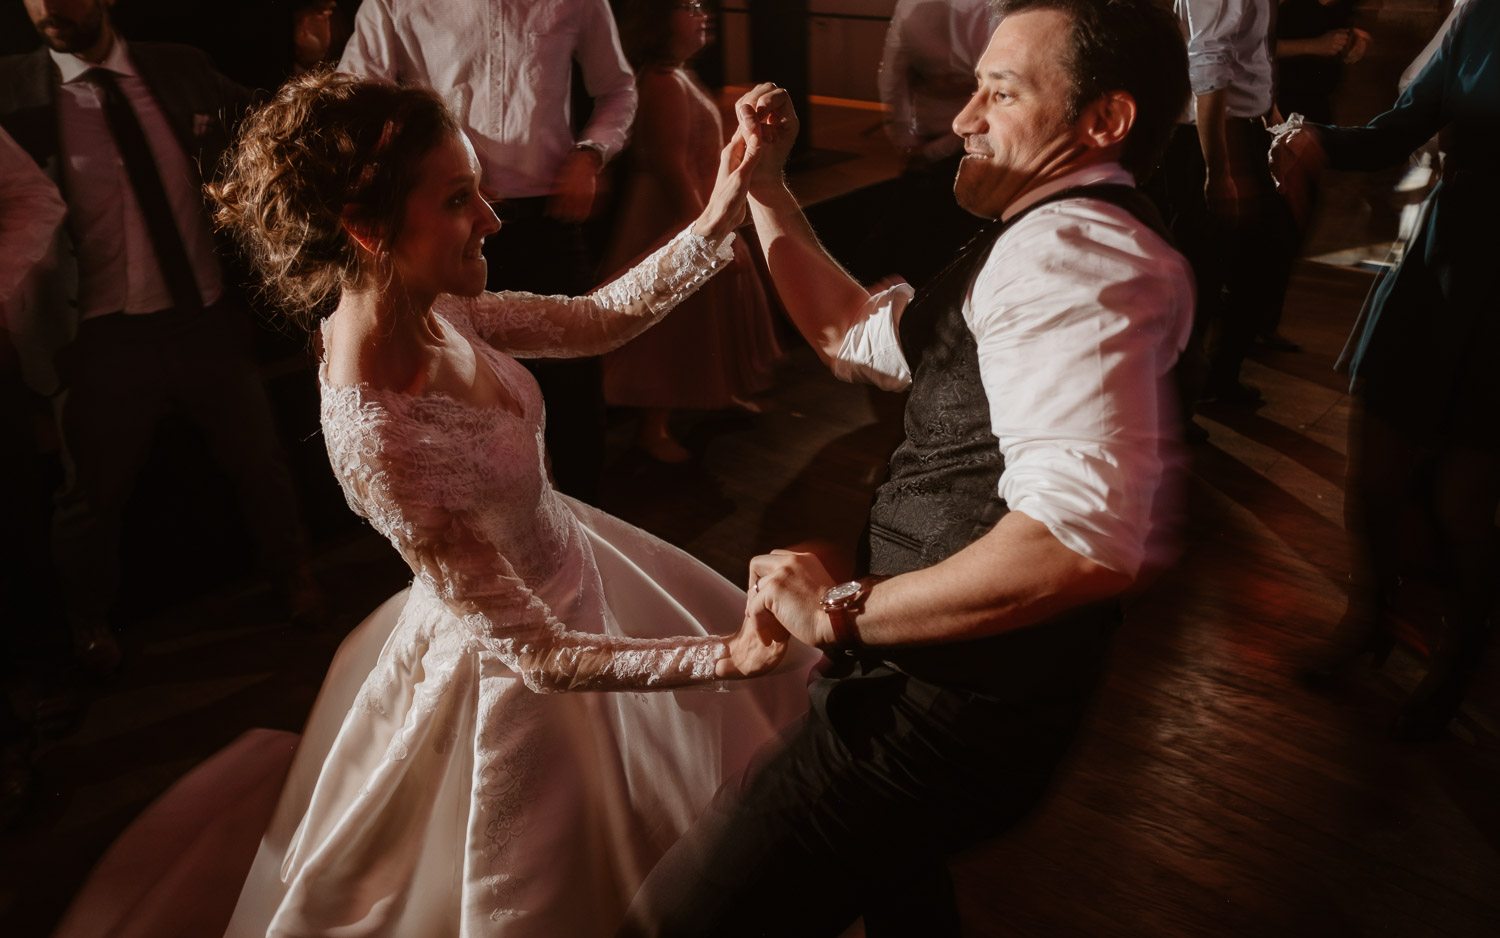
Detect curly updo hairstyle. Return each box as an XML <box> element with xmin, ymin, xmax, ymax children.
<box><xmin>209</xmin><ymin>69</ymin><xmax>463</xmax><ymax>326</ymax></box>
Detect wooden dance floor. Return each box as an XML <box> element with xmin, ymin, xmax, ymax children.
<box><xmin>5</xmin><ymin>101</ymin><xmax>1499</xmax><ymax>938</ymax></box>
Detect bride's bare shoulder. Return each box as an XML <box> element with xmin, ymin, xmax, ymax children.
<box><xmin>321</xmin><ymin>320</ymin><xmax>419</xmax><ymax>395</ymax></box>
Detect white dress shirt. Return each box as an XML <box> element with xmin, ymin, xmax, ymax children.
<box><xmin>49</xmin><ymin>39</ymin><xmax>224</xmax><ymax>318</ymax></box>
<box><xmin>340</xmin><ymin>0</ymin><xmax>637</xmax><ymax>199</ymax></box>
<box><xmin>877</xmin><ymin>0</ymin><xmax>996</xmax><ymax>160</ymax></box>
<box><xmin>1174</xmin><ymin>0</ymin><xmax>1274</xmax><ymax>122</ymax></box>
<box><xmin>831</xmin><ymin>164</ymin><xmax>1194</xmax><ymax>577</ymax></box>
<box><xmin>0</xmin><ymin>126</ymin><xmax>66</xmax><ymax>324</ymax></box>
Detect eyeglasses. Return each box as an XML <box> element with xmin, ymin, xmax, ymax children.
<box><xmin>677</xmin><ymin>1</ymin><xmax>708</xmax><ymax>13</ymax></box>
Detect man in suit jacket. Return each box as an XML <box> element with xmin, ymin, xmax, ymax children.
<box><xmin>1</xmin><ymin>0</ymin><xmax>317</xmax><ymax>674</ymax></box>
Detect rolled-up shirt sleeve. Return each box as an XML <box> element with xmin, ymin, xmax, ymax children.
<box><xmin>830</xmin><ymin>281</ymin><xmax>915</xmax><ymax>391</ymax></box>
<box><xmin>971</xmin><ymin>201</ymin><xmax>1192</xmax><ymax>577</ymax></box>
<box><xmin>1179</xmin><ymin>0</ymin><xmax>1239</xmax><ymax>96</ymax></box>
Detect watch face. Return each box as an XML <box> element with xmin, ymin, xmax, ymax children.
<box><xmin>823</xmin><ymin>580</ymin><xmax>864</xmax><ymax>605</ymax></box>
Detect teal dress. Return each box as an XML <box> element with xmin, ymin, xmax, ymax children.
<box><xmin>1317</xmin><ymin>0</ymin><xmax>1499</xmax><ymax>447</ymax></box>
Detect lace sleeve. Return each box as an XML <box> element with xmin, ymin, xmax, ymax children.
<box><xmin>327</xmin><ymin>395</ymin><xmax>728</xmax><ymax>693</ymax></box>
<box><xmin>455</xmin><ymin>226</ymin><xmax>736</xmax><ymax>358</ymax></box>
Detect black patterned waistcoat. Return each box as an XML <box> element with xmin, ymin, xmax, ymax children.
<box><xmin>858</xmin><ymin>184</ymin><xmax>1170</xmax><ymax>695</ymax></box>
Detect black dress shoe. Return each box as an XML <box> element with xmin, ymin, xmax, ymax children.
<box><xmin>1298</xmin><ymin>627</ymin><xmax>1395</xmax><ymax>690</ymax></box>
<box><xmin>1257</xmin><ymin>331</ymin><xmax>1302</xmax><ymax>353</ymax></box>
<box><xmin>72</xmin><ymin>623</ymin><xmax>122</xmax><ymax>677</ymax></box>
<box><xmin>1196</xmin><ymin>382</ymin><xmax>1264</xmax><ymax>407</ymax></box>
<box><xmin>1389</xmin><ymin>616</ymin><xmax>1489</xmax><ymax>741</ymax></box>
<box><xmin>1390</xmin><ymin>691</ymin><xmax>1461</xmax><ymax>741</ymax></box>
<box><xmin>0</xmin><ymin>740</ymin><xmax>33</xmax><ymax>832</ymax></box>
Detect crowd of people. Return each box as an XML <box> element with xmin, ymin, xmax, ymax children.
<box><xmin>0</xmin><ymin>0</ymin><xmax>1494</xmax><ymax>935</ymax></box>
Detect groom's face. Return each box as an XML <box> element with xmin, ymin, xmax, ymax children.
<box><xmin>951</xmin><ymin>10</ymin><xmax>1087</xmax><ymax>220</ymax></box>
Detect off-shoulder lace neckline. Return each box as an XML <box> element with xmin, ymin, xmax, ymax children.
<box><xmin>317</xmin><ymin>308</ymin><xmax>525</xmax><ymax>419</ymax></box>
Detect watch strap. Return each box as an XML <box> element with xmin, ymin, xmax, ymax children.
<box><xmin>821</xmin><ymin>575</ymin><xmax>885</xmax><ymax>652</ymax></box>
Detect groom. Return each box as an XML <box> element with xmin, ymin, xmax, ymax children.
<box><xmin>625</xmin><ymin>1</ymin><xmax>1194</xmax><ymax>934</ymax></box>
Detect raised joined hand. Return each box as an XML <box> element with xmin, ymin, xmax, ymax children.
<box><xmin>690</xmin><ymin>115</ymin><xmax>767</xmax><ymax>241</ymax></box>
<box><xmin>732</xmin><ymin>83</ymin><xmax>801</xmax><ymax>193</ymax></box>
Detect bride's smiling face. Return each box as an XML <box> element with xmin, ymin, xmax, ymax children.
<box><xmin>388</xmin><ymin>131</ymin><xmax>500</xmax><ymax>299</ymax></box>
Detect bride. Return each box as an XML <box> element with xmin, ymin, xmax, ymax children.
<box><xmin>61</xmin><ymin>70</ymin><xmax>814</xmax><ymax>937</ymax></box>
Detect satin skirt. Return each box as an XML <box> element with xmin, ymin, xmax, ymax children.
<box><xmin>56</xmin><ymin>501</ymin><xmax>815</xmax><ymax>938</ymax></box>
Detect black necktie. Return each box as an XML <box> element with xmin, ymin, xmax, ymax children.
<box><xmin>81</xmin><ymin>67</ymin><xmax>203</xmax><ymax>313</ymax></box>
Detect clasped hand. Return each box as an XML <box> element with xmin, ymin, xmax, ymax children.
<box><xmin>690</xmin><ymin>83</ymin><xmax>799</xmax><ymax>243</ymax></box>
<box><xmin>715</xmin><ymin>549</ymin><xmax>840</xmax><ymax>679</ymax></box>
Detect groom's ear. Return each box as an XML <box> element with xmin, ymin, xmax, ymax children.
<box><xmin>1075</xmin><ymin>90</ymin><xmax>1137</xmax><ymax>154</ymax></box>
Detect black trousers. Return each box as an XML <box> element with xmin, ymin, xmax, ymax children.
<box><xmin>483</xmin><ymin>199</ymin><xmax>605</xmax><ymax>504</ymax></box>
<box><xmin>1146</xmin><ymin>121</ymin><xmax>1297</xmax><ymax>398</ymax></box>
<box><xmin>50</xmin><ymin>305</ymin><xmax>305</xmax><ymax>631</ymax></box>
<box><xmin>623</xmin><ymin>648</ymin><xmax>1107</xmax><ymax>938</ymax></box>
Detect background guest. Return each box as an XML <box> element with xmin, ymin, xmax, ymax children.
<box><xmin>602</xmin><ymin>0</ymin><xmax>782</xmax><ymax>464</ymax></box>
<box><xmin>1148</xmin><ymin>0</ymin><xmax>1297</xmax><ymax>436</ymax></box>
<box><xmin>1275</xmin><ymin>0</ymin><xmax>1372</xmax><ymax>126</ymax></box>
<box><xmin>872</xmin><ymin>0</ymin><xmax>996</xmax><ymax>288</ymax></box>
<box><xmin>0</xmin><ymin>0</ymin><xmax>320</xmax><ymax>675</ymax></box>
<box><xmin>1276</xmin><ymin>0</ymin><xmax>1499</xmax><ymax>740</ymax></box>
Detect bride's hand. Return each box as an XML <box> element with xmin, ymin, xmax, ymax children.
<box><xmin>690</xmin><ymin>114</ymin><xmax>766</xmax><ymax>242</ymax></box>
<box><xmin>715</xmin><ymin>607</ymin><xmax>790</xmax><ymax>679</ymax></box>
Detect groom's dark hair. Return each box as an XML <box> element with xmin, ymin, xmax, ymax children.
<box><xmin>990</xmin><ymin>0</ymin><xmax>1189</xmax><ymax>181</ymax></box>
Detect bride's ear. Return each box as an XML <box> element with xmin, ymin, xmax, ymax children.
<box><xmin>341</xmin><ymin>206</ymin><xmax>386</xmax><ymax>258</ymax></box>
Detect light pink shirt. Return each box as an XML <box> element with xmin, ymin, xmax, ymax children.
<box><xmin>0</xmin><ymin>126</ymin><xmax>66</xmax><ymax>323</ymax></box>
<box><xmin>832</xmin><ymin>164</ymin><xmax>1194</xmax><ymax>577</ymax></box>
<box><xmin>50</xmin><ymin>39</ymin><xmax>224</xmax><ymax>318</ymax></box>
<box><xmin>340</xmin><ymin>0</ymin><xmax>637</xmax><ymax>199</ymax></box>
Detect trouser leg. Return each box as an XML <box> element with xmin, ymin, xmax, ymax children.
<box><xmin>624</xmin><ymin>713</ymin><xmax>952</xmax><ymax>938</ymax></box>
<box><xmin>1208</xmin><ymin>120</ymin><xmax>1295</xmax><ymax>392</ymax></box>
<box><xmin>1146</xmin><ymin>125</ymin><xmax>1223</xmax><ymax>407</ymax></box>
<box><xmin>627</xmin><ymin>666</ymin><xmax>1084</xmax><ymax>938</ymax></box>
<box><xmin>1415</xmin><ymin>444</ymin><xmax>1500</xmax><ymax>706</ymax></box>
<box><xmin>0</xmin><ymin>360</ymin><xmax>59</xmax><ymax>652</ymax></box>
<box><xmin>171</xmin><ymin>310</ymin><xmax>306</xmax><ymax>585</ymax></box>
<box><xmin>50</xmin><ymin>318</ymin><xmax>165</xmax><ymax>631</ymax></box>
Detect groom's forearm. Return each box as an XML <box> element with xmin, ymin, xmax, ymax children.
<box><xmin>853</xmin><ymin>511</ymin><xmax>1132</xmax><ymax>648</ymax></box>
<box><xmin>747</xmin><ymin>182</ymin><xmax>872</xmax><ymax>367</ymax></box>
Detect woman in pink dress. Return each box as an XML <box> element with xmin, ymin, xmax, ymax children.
<box><xmin>603</xmin><ymin>0</ymin><xmax>783</xmax><ymax>463</ymax></box>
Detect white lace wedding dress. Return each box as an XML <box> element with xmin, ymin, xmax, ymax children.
<box><xmin>52</xmin><ymin>229</ymin><xmax>814</xmax><ymax>938</ymax></box>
